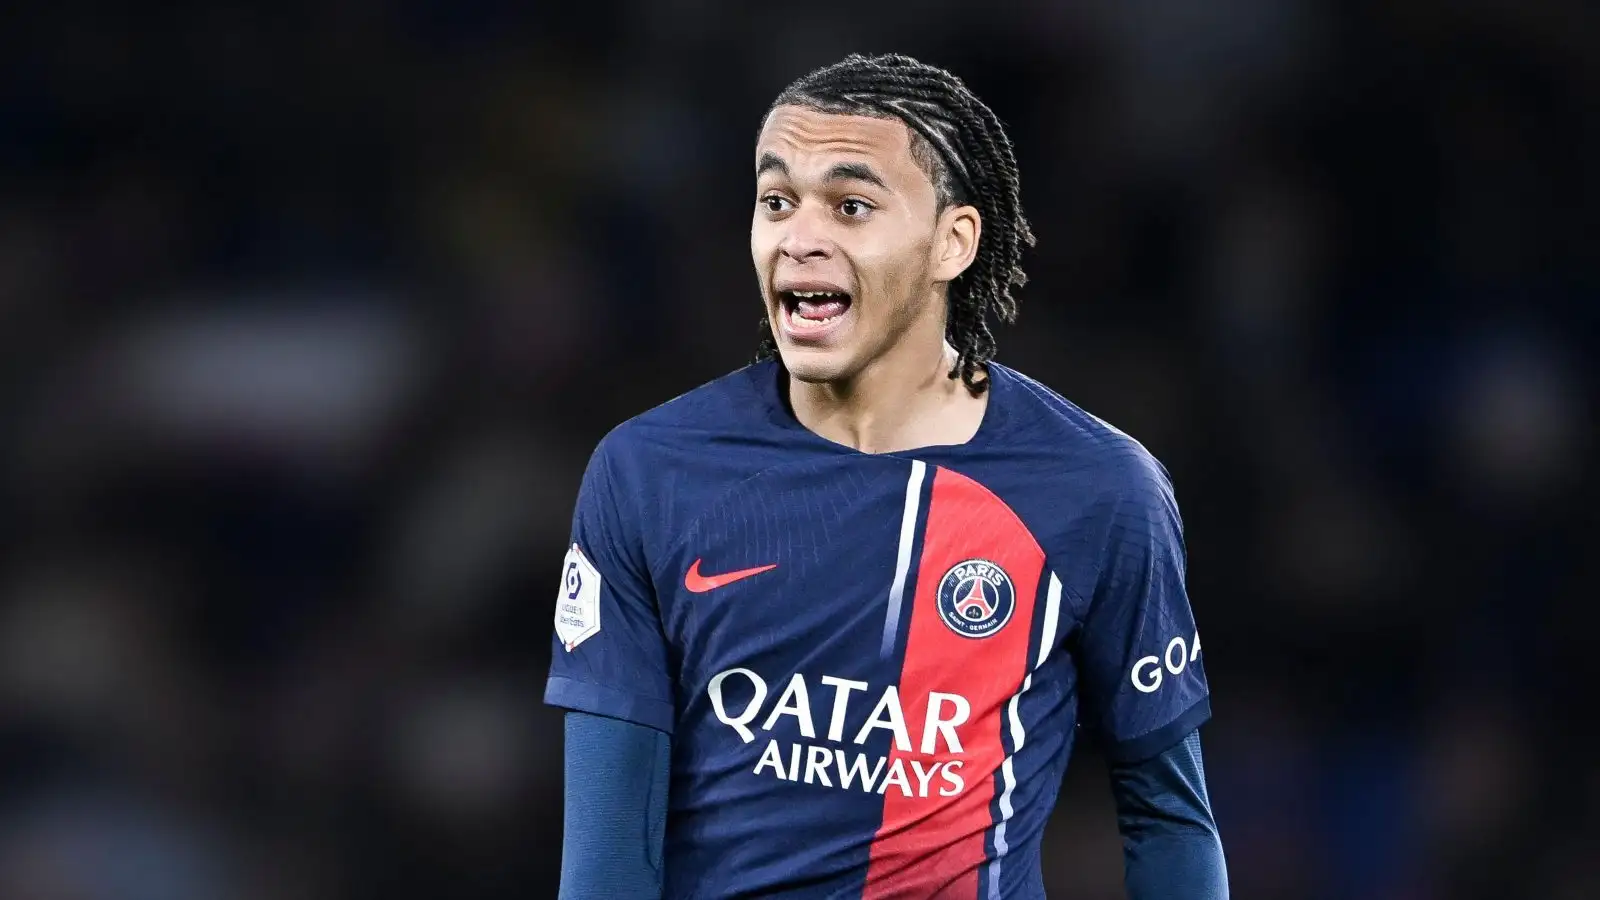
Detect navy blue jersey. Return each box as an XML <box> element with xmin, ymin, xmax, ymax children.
<box><xmin>545</xmin><ymin>360</ymin><xmax>1211</xmax><ymax>900</ymax></box>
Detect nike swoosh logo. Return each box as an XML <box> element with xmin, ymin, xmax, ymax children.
<box><xmin>685</xmin><ymin>559</ymin><xmax>777</xmax><ymax>593</ymax></box>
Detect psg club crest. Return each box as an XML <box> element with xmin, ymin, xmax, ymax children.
<box><xmin>936</xmin><ymin>559</ymin><xmax>1016</xmax><ymax>639</ymax></box>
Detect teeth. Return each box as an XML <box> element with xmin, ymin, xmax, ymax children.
<box><xmin>791</xmin><ymin>290</ymin><xmax>845</xmax><ymax>298</ymax></box>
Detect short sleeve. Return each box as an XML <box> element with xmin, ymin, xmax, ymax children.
<box><xmin>1077</xmin><ymin>454</ymin><xmax>1210</xmax><ymax>763</ymax></box>
<box><xmin>543</xmin><ymin>439</ymin><xmax>676</xmax><ymax>734</ymax></box>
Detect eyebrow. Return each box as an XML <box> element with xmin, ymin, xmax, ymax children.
<box><xmin>756</xmin><ymin>153</ymin><xmax>890</xmax><ymax>191</ymax></box>
<box><xmin>824</xmin><ymin>162</ymin><xmax>889</xmax><ymax>191</ymax></box>
<box><xmin>757</xmin><ymin>152</ymin><xmax>789</xmax><ymax>178</ymax></box>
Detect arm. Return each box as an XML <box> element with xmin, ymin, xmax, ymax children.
<box><xmin>1070</xmin><ymin>450</ymin><xmax>1225</xmax><ymax>893</ymax></box>
<box><xmin>559</xmin><ymin>711</ymin><xmax>670</xmax><ymax>900</ymax></box>
<box><xmin>1111</xmin><ymin>730</ymin><xmax>1228</xmax><ymax>899</ymax></box>
<box><xmin>544</xmin><ymin>437</ymin><xmax>677</xmax><ymax>895</ymax></box>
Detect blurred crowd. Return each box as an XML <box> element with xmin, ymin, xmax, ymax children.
<box><xmin>0</xmin><ymin>1</ymin><xmax>1595</xmax><ymax>898</ymax></box>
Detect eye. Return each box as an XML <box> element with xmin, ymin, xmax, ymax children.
<box><xmin>760</xmin><ymin>195</ymin><xmax>793</xmax><ymax>213</ymax></box>
<box><xmin>839</xmin><ymin>198</ymin><xmax>873</xmax><ymax>218</ymax></box>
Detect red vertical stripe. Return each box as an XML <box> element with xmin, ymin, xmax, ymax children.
<box><xmin>863</xmin><ymin>466</ymin><xmax>1044</xmax><ymax>899</ymax></box>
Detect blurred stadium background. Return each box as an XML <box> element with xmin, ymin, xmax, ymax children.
<box><xmin>0</xmin><ymin>1</ymin><xmax>1595</xmax><ymax>898</ymax></box>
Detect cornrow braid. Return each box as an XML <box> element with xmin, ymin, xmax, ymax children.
<box><xmin>755</xmin><ymin>53</ymin><xmax>1034</xmax><ymax>395</ymax></box>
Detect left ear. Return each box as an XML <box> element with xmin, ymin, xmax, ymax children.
<box><xmin>932</xmin><ymin>204</ymin><xmax>981</xmax><ymax>284</ymax></box>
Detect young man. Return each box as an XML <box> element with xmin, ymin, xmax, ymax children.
<box><xmin>547</xmin><ymin>54</ymin><xmax>1228</xmax><ymax>899</ymax></box>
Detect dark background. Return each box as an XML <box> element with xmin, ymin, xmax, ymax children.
<box><xmin>0</xmin><ymin>1</ymin><xmax>1595</xmax><ymax>898</ymax></box>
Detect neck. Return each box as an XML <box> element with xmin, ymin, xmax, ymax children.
<box><xmin>787</xmin><ymin>337</ymin><xmax>988</xmax><ymax>454</ymax></box>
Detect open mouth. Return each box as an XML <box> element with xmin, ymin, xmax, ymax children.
<box><xmin>778</xmin><ymin>290</ymin><xmax>853</xmax><ymax>333</ymax></box>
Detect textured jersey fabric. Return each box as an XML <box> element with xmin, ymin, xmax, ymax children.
<box><xmin>547</xmin><ymin>359</ymin><xmax>1213</xmax><ymax>898</ymax></box>
<box><xmin>559</xmin><ymin>717</ymin><xmax>1227</xmax><ymax>899</ymax></box>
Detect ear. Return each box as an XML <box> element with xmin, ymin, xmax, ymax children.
<box><xmin>932</xmin><ymin>204</ymin><xmax>981</xmax><ymax>284</ymax></box>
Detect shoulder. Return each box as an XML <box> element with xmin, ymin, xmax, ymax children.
<box><xmin>592</xmin><ymin>361</ymin><xmax>777</xmax><ymax>472</ymax></box>
<box><xmin>990</xmin><ymin>363</ymin><xmax>1176</xmax><ymax>512</ymax></box>
<box><xmin>578</xmin><ymin>362</ymin><xmax>786</xmax><ymax>552</ymax></box>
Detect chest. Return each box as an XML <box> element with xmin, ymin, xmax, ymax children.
<box><xmin>654</xmin><ymin>456</ymin><xmax>1061</xmax><ymax>693</ymax></box>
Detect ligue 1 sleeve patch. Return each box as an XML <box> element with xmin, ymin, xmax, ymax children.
<box><xmin>556</xmin><ymin>543</ymin><xmax>602</xmax><ymax>651</ymax></box>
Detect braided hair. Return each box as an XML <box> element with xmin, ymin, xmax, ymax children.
<box><xmin>755</xmin><ymin>53</ymin><xmax>1034</xmax><ymax>395</ymax></box>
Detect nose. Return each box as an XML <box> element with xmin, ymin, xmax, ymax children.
<box><xmin>777</xmin><ymin>206</ymin><xmax>833</xmax><ymax>262</ymax></box>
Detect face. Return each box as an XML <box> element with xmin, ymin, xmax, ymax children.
<box><xmin>752</xmin><ymin>105</ymin><xmax>980</xmax><ymax>385</ymax></box>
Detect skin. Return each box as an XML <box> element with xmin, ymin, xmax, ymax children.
<box><xmin>752</xmin><ymin>105</ymin><xmax>986</xmax><ymax>454</ymax></box>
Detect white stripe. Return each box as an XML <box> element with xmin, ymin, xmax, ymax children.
<box><xmin>880</xmin><ymin>460</ymin><xmax>926</xmax><ymax>658</ymax></box>
<box><xmin>1037</xmin><ymin>573</ymin><xmax>1061</xmax><ymax>670</ymax></box>
<box><xmin>988</xmin><ymin>572</ymin><xmax>1063</xmax><ymax>900</ymax></box>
